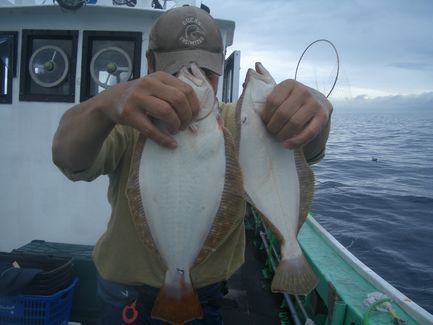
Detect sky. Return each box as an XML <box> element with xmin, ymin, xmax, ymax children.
<box><xmin>204</xmin><ymin>0</ymin><xmax>433</xmax><ymax>107</ymax></box>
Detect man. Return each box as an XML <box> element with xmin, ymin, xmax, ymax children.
<box><xmin>52</xmin><ymin>5</ymin><xmax>332</xmax><ymax>325</ymax></box>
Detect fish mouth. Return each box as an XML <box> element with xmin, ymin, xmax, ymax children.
<box><xmin>177</xmin><ymin>63</ymin><xmax>216</xmax><ymax>123</ymax></box>
<box><xmin>244</xmin><ymin>62</ymin><xmax>274</xmax><ymax>84</ymax></box>
<box><xmin>177</xmin><ymin>63</ymin><xmax>205</xmax><ymax>87</ymax></box>
<box><xmin>255</xmin><ymin>62</ymin><xmax>266</xmax><ymax>75</ymax></box>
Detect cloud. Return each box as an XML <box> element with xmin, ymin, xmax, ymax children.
<box><xmin>388</xmin><ymin>62</ymin><xmax>433</xmax><ymax>71</ymax></box>
<box><xmin>205</xmin><ymin>0</ymin><xmax>433</xmax><ymax>97</ymax></box>
<box><xmin>333</xmin><ymin>91</ymin><xmax>433</xmax><ymax>111</ymax></box>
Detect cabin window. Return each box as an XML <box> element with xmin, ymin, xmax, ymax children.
<box><xmin>0</xmin><ymin>32</ymin><xmax>17</xmax><ymax>104</ymax></box>
<box><xmin>19</xmin><ymin>30</ymin><xmax>78</xmax><ymax>102</ymax></box>
<box><xmin>80</xmin><ymin>31</ymin><xmax>142</xmax><ymax>102</ymax></box>
<box><xmin>222</xmin><ymin>50</ymin><xmax>240</xmax><ymax>103</ymax></box>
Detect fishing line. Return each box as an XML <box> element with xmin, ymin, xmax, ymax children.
<box><xmin>294</xmin><ymin>39</ymin><xmax>340</xmax><ymax>98</ymax></box>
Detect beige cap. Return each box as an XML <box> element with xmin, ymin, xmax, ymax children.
<box><xmin>148</xmin><ymin>6</ymin><xmax>224</xmax><ymax>75</ymax></box>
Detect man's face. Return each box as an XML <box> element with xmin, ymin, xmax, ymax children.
<box><xmin>146</xmin><ymin>52</ymin><xmax>219</xmax><ymax>93</ymax></box>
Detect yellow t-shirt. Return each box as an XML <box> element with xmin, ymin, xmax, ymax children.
<box><xmin>63</xmin><ymin>103</ymin><xmax>245</xmax><ymax>288</ymax></box>
<box><xmin>62</xmin><ymin>102</ymin><xmax>327</xmax><ymax>288</ymax></box>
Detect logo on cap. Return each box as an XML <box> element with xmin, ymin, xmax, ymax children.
<box><xmin>179</xmin><ymin>16</ymin><xmax>205</xmax><ymax>47</ymax></box>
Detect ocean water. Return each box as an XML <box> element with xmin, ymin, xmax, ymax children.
<box><xmin>310</xmin><ymin>105</ymin><xmax>433</xmax><ymax>314</ymax></box>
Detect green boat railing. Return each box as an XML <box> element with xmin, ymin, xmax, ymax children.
<box><xmin>249</xmin><ymin>207</ymin><xmax>430</xmax><ymax>325</ymax></box>
<box><xmin>249</xmin><ymin>207</ymin><xmax>316</xmax><ymax>325</ymax></box>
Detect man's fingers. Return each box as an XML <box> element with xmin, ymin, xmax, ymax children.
<box><xmin>139</xmin><ymin>96</ymin><xmax>181</xmax><ymax>134</ymax></box>
<box><xmin>163</xmin><ymin>86</ymin><xmax>194</xmax><ymax>130</ymax></box>
<box><xmin>283</xmin><ymin>114</ymin><xmax>325</xmax><ymax>149</ymax></box>
<box><xmin>274</xmin><ymin>101</ymin><xmax>315</xmax><ymax>141</ymax></box>
<box><xmin>261</xmin><ymin>80</ymin><xmax>296</xmax><ymax>123</ymax></box>
<box><xmin>266</xmin><ymin>98</ymin><xmax>302</xmax><ymax>135</ymax></box>
<box><xmin>130</xmin><ymin>112</ymin><xmax>177</xmax><ymax>149</ymax></box>
<box><xmin>258</xmin><ymin>77</ymin><xmax>332</xmax><ymax>149</ymax></box>
<box><xmin>112</xmin><ymin>71</ymin><xmax>202</xmax><ymax>148</ymax></box>
<box><xmin>168</xmin><ymin>77</ymin><xmax>201</xmax><ymax>120</ymax></box>
<box><xmin>151</xmin><ymin>72</ymin><xmax>200</xmax><ymax>128</ymax></box>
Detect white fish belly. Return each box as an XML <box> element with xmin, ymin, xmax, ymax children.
<box><xmin>238</xmin><ymin>64</ymin><xmax>316</xmax><ymax>294</ymax></box>
<box><xmin>239</xmin><ymin>74</ymin><xmax>300</xmax><ymax>251</ymax></box>
<box><xmin>240</xmin><ymin>110</ymin><xmax>300</xmax><ymax>242</ymax></box>
<box><xmin>139</xmin><ymin>125</ymin><xmax>225</xmax><ymax>272</ymax></box>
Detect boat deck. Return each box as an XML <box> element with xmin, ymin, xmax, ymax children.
<box><xmin>12</xmin><ymin>221</ymin><xmax>286</xmax><ymax>325</ymax></box>
<box><xmin>221</xmin><ymin>226</ymin><xmax>283</xmax><ymax>324</ymax></box>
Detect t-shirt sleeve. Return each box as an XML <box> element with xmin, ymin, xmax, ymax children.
<box><xmin>60</xmin><ymin>125</ymin><xmax>130</xmax><ymax>182</ymax></box>
<box><xmin>219</xmin><ymin>102</ymin><xmax>237</xmax><ymax>137</ymax></box>
<box><xmin>302</xmin><ymin>119</ymin><xmax>330</xmax><ymax>165</ymax></box>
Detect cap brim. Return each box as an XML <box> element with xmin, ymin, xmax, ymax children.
<box><xmin>153</xmin><ymin>49</ymin><xmax>223</xmax><ymax>76</ymax></box>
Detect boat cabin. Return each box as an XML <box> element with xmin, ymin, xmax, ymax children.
<box><xmin>0</xmin><ymin>0</ymin><xmax>240</xmax><ymax>250</ymax></box>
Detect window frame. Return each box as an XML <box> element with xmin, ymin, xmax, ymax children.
<box><xmin>0</xmin><ymin>31</ymin><xmax>18</xmax><ymax>104</ymax></box>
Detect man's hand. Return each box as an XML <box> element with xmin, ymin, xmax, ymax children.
<box><xmin>261</xmin><ymin>79</ymin><xmax>332</xmax><ymax>149</ymax></box>
<box><xmin>52</xmin><ymin>71</ymin><xmax>200</xmax><ymax>172</ymax></box>
<box><xmin>104</xmin><ymin>71</ymin><xmax>200</xmax><ymax>148</ymax></box>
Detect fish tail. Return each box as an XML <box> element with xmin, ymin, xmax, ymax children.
<box><xmin>271</xmin><ymin>253</ymin><xmax>317</xmax><ymax>295</ymax></box>
<box><xmin>151</xmin><ymin>270</ymin><xmax>202</xmax><ymax>324</ymax></box>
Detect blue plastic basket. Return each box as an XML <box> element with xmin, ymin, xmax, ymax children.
<box><xmin>0</xmin><ymin>277</ymin><xmax>78</xmax><ymax>325</ymax></box>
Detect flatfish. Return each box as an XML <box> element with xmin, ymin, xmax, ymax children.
<box><xmin>237</xmin><ymin>62</ymin><xmax>317</xmax><ymax>295</ymax></box>
<box><xmin>126</xmin><ymin>63</ymin><xmax>243</xmax><ymax>324</ymax></box>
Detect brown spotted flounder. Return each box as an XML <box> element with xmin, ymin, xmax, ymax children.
<box><xmin>236</xmin><ymin>62</ymin><xmax>317</xmax><ymax>295</ymax></box>
<box><xmin>127</xmin><ymin>63</ymin><xmax>243</xmax><ymax>324</ymax></box>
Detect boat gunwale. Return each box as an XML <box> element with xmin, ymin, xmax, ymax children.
<box><xmin>305</xmin><ymin>215</ymin><xmax>433</xmax><ymax>324</ymax></box>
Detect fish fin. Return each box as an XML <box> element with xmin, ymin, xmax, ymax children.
<box><xmin>234</xmin><ymin>82</ymin><xmax>246</xmax><ymax>153</ymax></box>
<box><xmin>271</xmin><ymin>253</ymin><xmax>317</xmax><ymax>295</ymax></box>
<box><xmin>253</xmin><ymin>210</ymin><xmax>316</xmax><ymax>295</ymax></box>
<box><xmin>151</xmin><ymin>271</ymin><xmax>202</xmax><ymax>324</ymax></box>
<box><xmin>294</xmin><ymin>148</ymin><xmax>315</xmax><ymax>233</ymax></box>
<box><xmin>256</xmin><ymin>210</ymin><xmax>317</xmax><ymax>295</ymax></box>
<box><xmin>253</xmin><ymin>209</ymin><xmax>286</xmax><ymax>244</ymax></box>
<box><xmin>125</xmin><ymin>134</ymin><xmax>159</xmax><ymax>253</ymax></box>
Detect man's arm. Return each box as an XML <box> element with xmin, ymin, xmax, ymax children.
<box><xmin>52</xmin><ymin>93</ymin><xmax>115</xmax><ymax>173</ymax></box>
<box><xmin>52</xmin><ymin>72</ymin><xmax>200</xmax><ymax>173</ymax></box>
